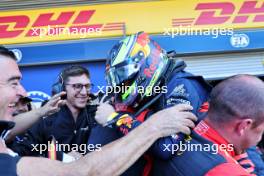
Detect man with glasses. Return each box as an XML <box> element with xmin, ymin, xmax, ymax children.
<box><xmin>11</xmin><ymin>65</ymin><xmax>98</xmax><ymax>161</ymax></box>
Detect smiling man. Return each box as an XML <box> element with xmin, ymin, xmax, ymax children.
<box><xmin>11</xmin><ymin>65</ymin><xmax>98</xmax><ymax>158</ymax></box>
<box><xmin>0</xmin><ymin>46</ymin><xmax>198</xmax><ymax>176</ymax></box>
<box><xmin>0</xmin><ymin>56</ymin><xmax>26</xmax><ymax>122</ymax></box>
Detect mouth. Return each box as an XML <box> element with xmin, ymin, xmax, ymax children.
<box><xmin>1</xmin><ymin>99</ymin><xmax>19</xmax><ymax>120</ymax></box>
<box><xmin>76</xmin><ymin>97</ymin><xmax>88</xmax><ymax>102</ymax></box>
<box><xmin>8</xmin><ymin>103</ymin><xmax>16</xmax><ymax>108</ymax></box>
<box><xmin>7</xmin><ymin>102</ymin><xmax>17</xmax><ymax>115</ymax></box>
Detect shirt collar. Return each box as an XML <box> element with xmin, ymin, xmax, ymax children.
<box><xmin>194</xmin><ymin>120</ymin><xmax>236</xmax><ymax>157</ymax></box>
<box><xmin>0</xmin><ymin>121</ymin><xmax>15</xmax><ymax>139</ymax></box>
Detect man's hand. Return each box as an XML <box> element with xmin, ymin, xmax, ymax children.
<box><xmin>7</xmin><ymin>92</ymin><xmax>67</xmax><ymax>142</ymax></box>
<box><xmin>39</xmin><ymin>92</ymin><xmax>67</xmax><ymax>117</ymax></box>
<box><xmin>147</xmin><ymin>104</ymin><xmax>197</xmax><ymax>138</ymax></box>
<box><xmin>95</xmin><ymin>95</ymin><xmax>115</xmax><ymax>126</ymax></box>
<box><xmin>67</xmin><ymin>151</ymin><xmax>83</xmax><ymax>160</ymax></box>
<box><xmin>95</xmin><ymin>102</ymin><xmax>115</xmax><ymax>126</ymax></box>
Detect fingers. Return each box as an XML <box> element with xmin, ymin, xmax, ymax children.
<box><xmin>97</xmin><ymin>103</ymin><xmax>115</xmax><ymax>115</ymax></box>
<box><xmin>51</xmin><ymin>92</ymin><xmax>66</xmax><ymax>101</ymax></box>
<box><xmin>52</xmin><ymin>100</ymin><xmax>66</xmax><ymax>111</ymax></box>
<box><xmin>171</xmin><ymin>117</ymin><xmax>195</xmax><ymax>135</ymax></box>
<box><xmin>99</xmin><ymin>94</ymin><xmax>109</xmax><ymax>104</ymax></box>
<box><xmin>179</xmin><ymin>126</ymin><xmax>191</xmax><ymax>135</ymax></box>
<box><xmin>46</xmin><ymin>97</ymin><xmax>60</xmax><ymax>106</ymax></box>
<box><xmin>182</xmin><ymin>119</ymin><xmax>196</xmax><ymax>129</ymax></box>
<box><xmin>173</xmin><ymin>104</ymin><xmax>193</xmax><ymax>112</ymax></box>
<box><xmin>95</xmin><ymin>101</ymin><xmax>115</xmax><ymax>125</ymax></box>
<box><xmin>51</xmin><ymin>91</ymin><xmax>66</xmax><ymax>100</ymax></box>
<box><xmin>47</xmin><ymin>92</ymin><xmax>66</xmax><ymax>107</ymax></box>
<box><xmin>169</xmin><ymin>104</ymin><xmax>197</xmax><ymax>122</ymax></box>
<box><xmin>181</xmin><ymin>112</ymin><xmax>198</xmax><ymax>122</ymax></box>
<box><xmin>149</xmin><ymin>103</ymin><xmax>200</xmax><ymax>137</ymax></box>
<box><xmin>42</xmin><ymin>97</ymin><xmax>66</xmax><ymax>116</ymax></box>
<box><xmin>57</xmin><ymin>100</ymin><xmax>66</xmax><ymax>107</ymax></box>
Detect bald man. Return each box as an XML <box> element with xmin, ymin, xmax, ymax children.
<box><xmin>153</xmin><ymin>75</ymin><xmax>264</xmax><ymax>176</ymax></box>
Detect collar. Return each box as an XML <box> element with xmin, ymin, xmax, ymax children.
<box><xmin>0</xmin><ymin>120</ymin><xmax>15</xmax><ymax>140</ymax></box>
<box><xmin>0</xmin><ymin>138</ymin><xmax>18</xmax><ymax>157</ymax></box>
<box><xmin>194</xmin><ymin>120</ymin><xmax>236</xmax><ymax>157</ymax></box>
<box><xmin>63</xmin><ymin>104</ymin><xmax>93</xmax><ymax>117</ymax></box>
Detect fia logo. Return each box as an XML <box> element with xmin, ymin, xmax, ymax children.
<box><xmin>230</xmin><ymin>33</ymin><xmax>250</xmax><ymax>48</ymax></box>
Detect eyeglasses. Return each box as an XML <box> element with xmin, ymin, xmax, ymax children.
<box><xmin>65</xmin><ymin>83</ymin><xmax>93</xmax><ymax>92</ymax></box>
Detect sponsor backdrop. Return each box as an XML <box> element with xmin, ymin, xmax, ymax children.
<box><xmin>1</xmin><ymin>0</ymin><xmax>264</xmax><ymax>44</ymax></box>
<box><xmin>10</xmin><ymin>30</ymin><xmax>264</xmax><ymax>105</ymax></box>
<box><xmin>1</xmin><ymin>0</ymin><xmax>264</xmax><ymax>104</ymax></box>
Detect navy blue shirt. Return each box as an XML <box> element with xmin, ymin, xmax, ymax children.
<box><xmin>9</xmin><ymin>105</ymin><xmax>97</xmax><ymax>158</ymax></box>
<box><xmin>0</xmin><ymin>153</ymin><xmax>20</xmax><ymax>176</ymax></box>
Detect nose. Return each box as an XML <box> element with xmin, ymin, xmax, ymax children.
<box><xmin>17</xmin><ymin>83</ymin><xmax>27</xmax><ymax>97</ymax></box>
<box><xmin>80</xmin><ymin>85</ymin><xmax>89</xmax><ymax>95</ymax></box>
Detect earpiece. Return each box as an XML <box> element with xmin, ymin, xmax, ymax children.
<box><xmin>52</xmin><ymin>71</ymin><xmax>66</xmax><ymax>99</ymax></box>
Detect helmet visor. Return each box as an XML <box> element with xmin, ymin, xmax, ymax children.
<box><xmin>105</xmin><ymin>63</ymin><xmax>140</xmax><ymax>87</ymax></box>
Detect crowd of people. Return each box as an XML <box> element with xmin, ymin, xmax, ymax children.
<box><xmin>0</xmin><ymin>32</ymin><xmax>263</xmax><ymax>176</ymax></box>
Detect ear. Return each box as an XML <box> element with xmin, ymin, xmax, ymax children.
<box><xmin>236</xmin><ymin>119</ymin><xmax>253</xmax><ymax>136</ymax></box>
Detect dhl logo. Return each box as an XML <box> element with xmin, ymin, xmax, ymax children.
<box><xmin>0</xmin><ymin>10</ymin><xmax>125</xmax><ymax>38</ymax></box>
<box><xmin>172</xmin><ymin>1</ymin><xmax>264</xmax><ymax>27</ymax></box>
<box><xmin>0</xmin><ymin>1</ymin><xmax>263</xmax><ymax>44</ymax></box>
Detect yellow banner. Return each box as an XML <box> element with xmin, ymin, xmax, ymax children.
<box><xmin>1</xmin><ymin>0</ymin><xmax>264</xmax><ymax>44</ymax></box>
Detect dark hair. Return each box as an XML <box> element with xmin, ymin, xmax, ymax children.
<box><xmin>208</xmin><ymin>74</ymin><xmax>264</xmax><ymax>127</ymax></box>
<box><xmin>61</xmin><ymin>65</ymin><xmax>90</xmax><ymax>83</ymax></box>
<box><xmin>0</xmin><ymin>46</ymin><xmax>17</xmax><ymax>61</ymax></box>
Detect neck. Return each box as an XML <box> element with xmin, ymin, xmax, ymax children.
<box><xmin>205</xmin><ymin>118</ymin><xmax>243</xmax><ymax>155</ymax></box>
<box><xmin>66</xmin><ymin>102</ymin><xmax>80</xmax><ymax>121</ymax></box>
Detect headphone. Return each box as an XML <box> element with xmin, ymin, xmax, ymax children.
<box><xmin>52</xmin><ymin>65</ymin><xmax>90</xmax><ymax>98</ymax></box>
<box><xmin>52</xmin><ymin>71</ymin><xmax>65</xmax><ymax>96</ymax></box>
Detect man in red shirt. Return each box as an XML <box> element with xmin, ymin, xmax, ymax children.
<box><xmin>153</xmin><ymin>74</ymin><xmax>264</xmax><ymax>176</ymax></box>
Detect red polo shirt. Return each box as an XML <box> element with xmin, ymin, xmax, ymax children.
<box><xmin>195</xmin><ymin>120</ymin><xmax>256</xmax><ymax>176</ymax></box>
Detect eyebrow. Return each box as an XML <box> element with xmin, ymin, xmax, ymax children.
<box><xmin>66</xmin><ymin>81</ymin><xmax>91</xmax><ymax>84</ymax></box>
<box><xmin>7</xmin><ymin>76</ymin><xmax>21</xmax><ymax>82</ymax></box>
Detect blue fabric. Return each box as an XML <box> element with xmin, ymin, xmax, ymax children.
<box><xmin>247</xmin><ymin>146</ymin><xmax>264</xmax><ymax>176</ymax></box>
<box><xmin>149</xmin><ymin>72</ymin><xmax>211</xmax><ymax>160</ymax></box>
<box><xmin>151</xmin><ymin>132</ymin><xmax>227</xmax><ymax>176</ymax></box>
<box><xmin>88</xmin><ymin>70</ymin><xmax>211</xmax><ymax>175</ymax></box>
<box><xmin>0</xmin><ymin>153</ymin><xmax>20</xmax><ymax>176</ymax></box>
<box><xmin>119</xmin><ymin>71</ymin><xmax>211</xmax><ymax>160</ymax></box>
<box><xmin>9</xmin><ymin>105</ymin><xmax>97</xmax><ymax>158</ymax></box>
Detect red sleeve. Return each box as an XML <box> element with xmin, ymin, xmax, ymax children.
<box><xmin>205</xmin><ymin>163</ymin><xmax>256</xmax><ymax>176</ymax></box>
